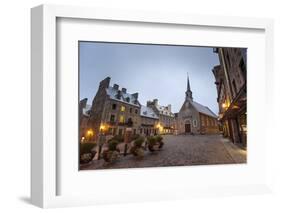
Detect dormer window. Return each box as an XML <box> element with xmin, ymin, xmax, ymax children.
<box><xmin>116</xmin><ymin>90</ymin><xmax>122</xmax><ymax>99</ymax></box>
<box><xmin>126</xmin><ymin>97</ymin><xmax>130</xmax><ymax>102</ymax></box>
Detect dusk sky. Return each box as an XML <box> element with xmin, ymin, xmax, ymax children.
<box><xmin>79</xmin><ymin>42</ymin><xmax>220</xmax><ymax>114</ymax></box>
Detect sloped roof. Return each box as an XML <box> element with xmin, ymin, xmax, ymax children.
<box><xmin>140</xmin><ymin>105</ymin><xmax>159</xmax><ymax>119</ymax></box>
<box><xmin>191</xmin><ymin>101</ymin><xmax>218</xmax><ymax>118</ymax></box>
<box><xmin>106</xmin><ymin>86</ymin><xmax>140</xmax><ymax>107</ymax></box>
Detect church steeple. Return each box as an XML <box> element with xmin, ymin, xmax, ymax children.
<box><xmin>185</xmin><ymin>73</ymin><xmax>193</xmax><ymax>101</ymax></box>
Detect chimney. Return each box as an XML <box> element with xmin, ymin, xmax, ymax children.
<box><xmin>167</xmin><ymin>104</ymin><xmax>171</xmax><ymax>112</ymax></box>
<box><xmin>99</xmin><ymin>77</ymin><xmax>110</xmax><ymax>89</ymax></box>
<box><xmin>121</xmin><ymin>88</ymin><xmax>127</xmax><ymax>93</ymax></box>
<box><xmin>113</xmin><ymin>84</ymin><xmax>119</xmax><ymax>90</ymax></box>
<box><xmin>153</xmin><ymin>99</ymin><xmax>158</xmax><ymax>106</ymax></box>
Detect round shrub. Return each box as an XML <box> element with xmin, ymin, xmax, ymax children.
<box><xmin>131</xmin><ymin>134</ymin><xmax>140</xmax><ymax>141</ymax></box>
<box><xmin>80</xmin><ymin>142</ymin><xmax>97</xmax><ymax>156</ymax></box>
<box><xmin>134</xmin><ymin>136</ymin><xmax>144</xmax><ymax>147</ymax></box>
<box><xmin>108</xmin><ymin>140</ymin><xmax>119</xmax><ymax>151</ymax></box>
<box><xmin>147</xmin><ymin>136</ymin><xmax>157</xmax><ymax>152</ymax></box>
<box><xmin>147</xmin><ymin>136</ymin><xmax>157</xmax><ymax>146</ymax></box>
<box><xmin>155</xmin><ymin>135</ymin><xmax>163</xmax><ymax>142</ymax></box>
<box><xmin>102</xmin><ymin>150</ymin><xmax>119</xmax><ymax>163</ymax></box>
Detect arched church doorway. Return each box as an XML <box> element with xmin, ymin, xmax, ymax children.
<box><xmin>184</xmin><ymin>119</ymin><xmax>192</xmax><ymax>133</ymax></box>
<box><xmin>185</xmin><ymin>123</ymin><xmax>191</xmax><ymax>133</ymax></box>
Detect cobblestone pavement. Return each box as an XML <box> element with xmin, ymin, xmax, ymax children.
<box><xmin>80</xmin><ymin>134</ymin><xmax>247</xmax><ymax>170</ymax></box>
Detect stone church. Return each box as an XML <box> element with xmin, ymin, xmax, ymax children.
<box><xmin>175</xmin><ymin>75</ymin><xmax>219</xmax><ymax>134</ymax></box>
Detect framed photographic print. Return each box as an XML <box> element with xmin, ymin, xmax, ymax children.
<box><xmin>31</xmin><ymin>4</ymin><xmax>274</xmax><ymax>208</ymax></box>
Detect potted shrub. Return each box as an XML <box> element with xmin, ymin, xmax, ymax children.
<box><xmin>130</xmin><ymin>136</ymin><xmax>145</xmax><ymax>157</ymax></box>
<box><xmin>79</xmin><ymin>142</ymin><xmax>97</xmax><ymax>164</ymax></box>
<box><xmin>102</xmin><ymin>140</ymin><xmax>120</xmax><ymax>163</ymax></box>
<box><xmin>155</xmin><ymin>135</ymin><xmax>164</xmax><ymax>149</ymax></box>
<box><xmin>131</xmin><ymin>134</ymin><xmax>140</xmax><ymax>141</ymax></box>
<box><xmin>147</xmin><ymin>136</ymin><xmax>157</xmax><ymax>152</ymax></box>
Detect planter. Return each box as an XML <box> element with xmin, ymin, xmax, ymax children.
<box><xmin>102</xmin><ymin>150</ymin><xmax>120</xmax><ymax>163</ymax></box>
<box><xmin>130</xmin><ymin>136</ymin><xmax>145</xmax><ymax>157</ymax></box>
<box><xmin>80</xmin><ymin>153</ymin><xmax>93</xmax><ymax>164</ymax></box>
<box><xmin>130</xmin><ymin>146</ymin><xmax>145</xmax><ymax>157</ymax></box>
<box><xmin>102</xmin><ymin>139</ymin><xmax>120</xmax><ymax>163</ymax></box>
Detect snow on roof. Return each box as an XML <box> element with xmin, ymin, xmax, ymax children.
<box><xmin>82</xmin><ymin>104</ymin><xmax>91</xmax><ymax>117</ymax></box>
<box><xmin>106</xmin><ymin>86</ymin><xmax>140</xmax><ymax>107</ymax></box>
<box><xmin>140</xmin><ymin>105</ymin><xmax>159</xmax><ymax>119</ymax></box>
<box><xmin>156</xmin><ymin>105</ymin><xmax>175</xmax><ymax>117</ymax></box>
<box><xmin>191</xmin><ymin>101</ymin><xmax>217</xmax><ymax>118</ymax></box>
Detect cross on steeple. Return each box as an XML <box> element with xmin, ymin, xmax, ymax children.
<box><xmin>185</xmin><ymin>72</ymin><xmax>193</xmax><ymax>101</ymax></box>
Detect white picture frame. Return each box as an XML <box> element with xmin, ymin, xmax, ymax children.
<box><xmin>31</xmin><ymin>4</ymin><xmax>274</xmax><ymax>208</ymax></box>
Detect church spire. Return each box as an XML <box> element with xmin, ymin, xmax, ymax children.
<box><xmin>185</xmin><ymin>72</ymin><xmax>193</xmax><ymax>101</ymax></box>
<box><xmin>187</xmin><ymin>72</ymin><xmax>191</xmax><ymax>91</ymax></box>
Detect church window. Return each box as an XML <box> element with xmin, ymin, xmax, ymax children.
<box><xmin>193</xmin><ymin>120</ymin><xmax>197</xmax><ymax>127</ymax></box>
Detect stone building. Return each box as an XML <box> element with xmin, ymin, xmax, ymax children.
<box><xmin>140</xmin><ymin>105</ymin><xmax>159</xmax><ymax>136</ymax></box>
<box><xmin>88</xmin><ymin>77</ymin><xmax>141</xmax><ymax>138</ymax></box>
<box><xmin>147</xmin><ymin>99</ymin><xmax>175</xmax><ymax>134</ymax></box>
<box><xmin>213</xmin><ymin>47</ymin><xmax>247</xmax><ymax>147</ymax></box>
<box><xmin>175</xmin><ymin>75</ymin><xmax>219</xmax><ymax>134</ymax></box>
<box><xmin>79</xmin><ymin>98</ymin><xmax>92</xmax><ymax>142</ymax></box>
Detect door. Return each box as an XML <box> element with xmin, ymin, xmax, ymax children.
<box><xmin>185</xmin><ymin>124</ymin><xmax>191</xmax><ymax>133</ymax></box>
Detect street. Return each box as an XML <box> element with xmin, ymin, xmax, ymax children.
<box><xmin>80</xmin><ymin>134</ymin><xmax>246</xmax><ymax>170</ymax></box>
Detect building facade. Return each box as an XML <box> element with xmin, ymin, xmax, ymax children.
<box><xmin>79</xmin><ymin>98</ymin><xmax>92</xmax><ymax>142</ymax></box>
<box><xmin>175</xmin><ymin>75</ymin><xmax>219</xmax><ymax>134</ymax></box>
<box><xmin>88</xmin><ymin>77</ymin><xmax>141</xmax><ymax>138</ymax></box>
<box><xmin>147</xmin><ymin>99</ymin><xmax>175</xmax><ymax>134</ymax></box>
<box><xmin>140</xmin><ymin>105</ymin><xmax>159</xmax><ymax>136</ymax></box>
<box><xmin>213</xmin><ymin>47</ymin><xmax>247</xmax><ymax>147</ymax></box>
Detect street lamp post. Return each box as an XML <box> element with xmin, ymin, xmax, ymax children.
<box><xmin>124</xmin><ymin>119</ymin><xmax>133</xmax><ymax>156</ymax></box>
<box><xmin>97</xmin><ymin>125</ymin><xmax>106</xmax><ymax>160</ymax></box>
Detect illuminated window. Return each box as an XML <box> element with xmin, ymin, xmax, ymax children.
<box><xmin>120</xmin><ymin>106</ymin><xmax>125</xmax><ymax>112</ymax></box>
<box><xmin>119</xmin><ymin>115</ymin><xmax>125</xmax><ymax>123</ymax></box>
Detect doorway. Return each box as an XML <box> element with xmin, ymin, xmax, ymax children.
<box><xmin>185</xmin><ymin>123</ymin><xmax>191</xmax><ymax>133</ymax></box>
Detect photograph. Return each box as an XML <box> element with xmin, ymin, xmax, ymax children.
<box><xmin>78</xmin><ymin>41</ymin><xmax>247</xmax><ymax>170</ymax></box>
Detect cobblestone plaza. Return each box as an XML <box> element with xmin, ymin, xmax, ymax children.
<box><xmin>80</xmin><ymin>134</ymin><xmax>246</xmax><ymax>170</ymax></box>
